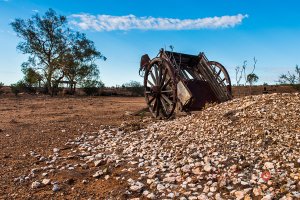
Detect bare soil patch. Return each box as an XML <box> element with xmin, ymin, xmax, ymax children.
<box><xmin>0</xmin><ymin>95</ymin><xmax>146</xmax><ymax>199</ymax></box>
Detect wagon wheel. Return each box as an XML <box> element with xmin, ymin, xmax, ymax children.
<box><xmin>208</xmin><ymin>61</ymin><xmax>232</xmax><ymax>97</ymax></box>
<box><xmin>144</xmin><ymin>58</ymin><xmax>177</xmax><ymax>119</ymax></box>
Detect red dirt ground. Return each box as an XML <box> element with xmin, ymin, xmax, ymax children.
<box><xmin>0</xmin><ymin>95</ymin><xmax>147</xmax><ymax>199</ymax></box>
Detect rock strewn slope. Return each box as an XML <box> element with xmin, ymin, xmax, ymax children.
<box><xmin>25</xmin><ymin>93</ymin><xmax>300</xmax><ymax>199</ymax></box>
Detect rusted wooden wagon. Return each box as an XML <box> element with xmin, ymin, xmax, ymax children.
<box><xmin>139</xmin><ymin>49</ymin><xmax>232</xmax><ymax>119</ymax></box>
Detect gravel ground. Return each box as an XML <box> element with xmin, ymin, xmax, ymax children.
<box><xmin>13</xmin><ymin>93</ymin><xmax>300</xmax><ymax>199</ymax></box>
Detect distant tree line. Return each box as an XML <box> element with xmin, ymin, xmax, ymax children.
<box><xmin>10</xmin><ymin>9</ymin><xmax>106</xmax><ymax>96</ymax></box>
<box><xmin>122</xmin><ymin>81</ymin><xmax>144</xmax><ymax>96</ymax></box>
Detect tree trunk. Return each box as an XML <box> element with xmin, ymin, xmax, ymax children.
<box><xmin>69</xmin><ymin>82</ymin><xmax>75</xmax><ymax>95</ymax></box>
<box><xmin>73</xmin><ymin>83</ymin><xmax>76</xmax><ymax>94</ymax></box>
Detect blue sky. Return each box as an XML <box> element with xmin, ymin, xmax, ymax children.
<box><xmin>1</xmin><ymin>0</ymin><xmax>300</xmax><ymax>86</ymax></box>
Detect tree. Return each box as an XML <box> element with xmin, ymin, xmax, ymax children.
<box><xmin>11</xmin><ymin>9</ymin><xmax>105</xmax><ymax>95</ymax></box>
<box><xmin>21</xmin><ymin>66</ymin><xmax>42</xmax><ymax>87</ymax></box>
<box><xmin>11</xmin><ymin>9</ymin><xmax>69</xmax><ymax>94</ymax></box>
<box><xmin>246</xmin><ymin>57</ymin><xmax>259</xmax><ymax>95</ymax></box>
<box><xmin>235</xmin><ymin>60</ymin><xmax>247</xmax><ymax>97</ymax></box>
<box><xmin>278</xmin><ymin>65</ymin><xmax>300</xmax><ymax>84</ymax></box>
<box><xmin>247</xmin><ymin>73</ymin><xmax>259</xmax><ymax>94</ymax></box>
<box><xmin>63</xmin><ymin>32</ymin><xmax>105</xmax><ymax>94</ymax></box>
<box><xmin>81</xmin><ymin>79</ymin><xmax>104</xmax><ymax>96</ymax></box>
<box><xmin>278</xmin><ymin>65</ymin><xmax>300</xmax><ymax>90</ymax></box>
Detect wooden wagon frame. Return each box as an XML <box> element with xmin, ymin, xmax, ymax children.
<box><xmin>140</xmin><ymin>49</ymin><xmax>232</xmax><ymax>119</ymax></box>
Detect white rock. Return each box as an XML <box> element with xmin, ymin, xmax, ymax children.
<box><xmin>264</xmin><ymin>162</ymin><xmax>274</xmax><ymax>169</ymax></box>
<box><xmin>167</xmin><ymin>192</ymin><xmax>175</xmax><ymax>198</ymax></box>
<box><xmin>203</xmin><ymin>185</ymin><xmax>209</xmax><ymax>193</ymax></box>
<box><xmin>234</xmin><ymin>191</ymin><xmax>244</xmax><ymax>200</ymax></box>
<box><xmin>130</xmin><ymin>181</ymin><xmax>144</xmax><ymax>192</ymax></box>
<box><xmin>52</xmin><ymin>184</ymin><xmax>60</xmax><ymax>192</ymax></box>
<box><xmin>241</xmin><ymin>181</ymin><xmax>248</xmax><ymax>185</ymax></box>
<box><xmin>94</xmin><ymin>160</ymin><xmax>103</xmax><ymax>167</ymax></box>
<box><xmin>209</xmin><ymin>186</ymin><xmax>217</xmax><ymax>192</ymax></box>
<box><xmin>147</xmin><ymin>193</ymin><xmax>156</xmax><ymax>199</ymax></box>
<box><xmin>261</xmin><ymin>194</ymin><xmax>273</xmax><ymax>200</ymax></box>
<box><xmin>157</xmin><ymin>184</ymin><xmax>165</xmax><ymax>191</ymax></box>
<box><xmin>181</xmin><ymin>165</ymin><xmax>190</xmax><ymax>173</ymax></box>
<box><xmin>197</xmin><ymin>194</ymin><xmax>209</xmax><ymax>200</ymax></box>
<box><xmin>31</xmin><ymin>181</ymin><xmax>41</xmax><ymax>189</ymax></box>
<box><xmin>215</xmin><ymin>193</ymin><xmax>223</xmax><ymax>200</ymax></box>
<box><xmin>204</xmin><ymin>165</ymin><xmax>212</xmax><ymax>172</ymax></box>
<box><xmin>163</xmin><ymin>176</ymin><xmax>176</xmax><ymax>183</ymax></box>
<box><xmin>92</xmin><ymin>170</ymin><xmax>103</xmax><ymax>178</ymax></box>
<box><xmin>53</xmin><ymin>148</ymin><xmax>60</xmax><ymax>153</ymax></box>
<box><xmin>42</xmin><ymin>179</ymin><xmax>51</xmax><ymax>185</ymax></box>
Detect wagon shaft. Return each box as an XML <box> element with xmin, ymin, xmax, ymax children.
<box><xmin>140</xmin><ymin>48</ymin><xmax>232</xmax><ymax>118</ymax></box>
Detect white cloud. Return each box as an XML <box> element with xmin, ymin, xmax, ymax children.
<box><xmin>32</xmin><ymin>9</ymin><xmax>39</xmax><ymax>13</ymax></box>
<box><xmin>69</xmin><ymin>14</ymin><xmax>248</xmax><ymax>31</ymax></box>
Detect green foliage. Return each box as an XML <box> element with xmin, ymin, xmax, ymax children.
<box><xmin>21</xmin><ymin>67</ymin><xmax>42</xmax><ymax>87</ymax></box>
<box><xmin>11</xmin><ymin>9</ymin><xmax>105</xmax><ymax>95</ymax></box>
<box><xmin>81</xmin><ymin>79</ymin><xmax>104</xmax><ymax>96</ymax></box>
<box><xmin>278</xmin><ymin>65</ymin><xmax>300</xmax><ymax>85</ymax></box>
<box><xmin>10</xmin><ymin>80</ymin><xmax>28</xmax><ymax>96</ymax></box>
<box><xmin>278</xmin><ymin>65</ymin><xmax>300</xmax><ymax>91</ymax></box>
<box><xmin>123</xmin><ymin>81</ymin><xmax>144</xmax><ymax>96</ymax></box>
<box><xmin>62</xmin><ymin>32</ymin><xmax>105</xmax><ymax>93</ymax></box>
<box><xmin>247</xmin><ymin>73</ymin><xmax>259</xmax><ymax>86</ymax></box>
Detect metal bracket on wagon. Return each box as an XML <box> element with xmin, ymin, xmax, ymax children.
<box><xmin>139</xmin><ymin>48</ymin><xmax>232</xmax><ymax>119</ymax></box>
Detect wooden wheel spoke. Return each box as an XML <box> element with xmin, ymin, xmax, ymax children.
<box><xmin>216</xmin><ymin>69</ymin><xmax>222</xmax><ymax>77</ymax></box>
<box><xmin>145</xmin><ymin>91</ymin><xmax>153</xmax><ymax>95</ymax></box>
<box><xmin>160</xmin><ymin>97</ymin><xmax>168</xmax><ymax>112</ymax></box>
<box><xmin>150</xmin><ymin>70</ymin><xmax>157</xmax><ymax>85</ymax></box>
<box><xmin>161</xmin><ymin>94</ymin><xmax>173</xmax><ymax>105</ymax></box>
<box><xmin>147</xmin><ymin>80</ymin><xmax>155</xmax><ymax>87</ymax></box>
<box><xmin>161</xmin><ymin>68</ymin><xmax>167</xmax><ymax>87</ymax></box>
<box><xmin>148</xmin><ymin>96</ymin><xmax>155</xmax><ymax>104</ymax></box>
<box><xmin>212</xmin><ymin>66</ymin><xmax>216</xmax><ymax>74</ymax></box>
<box><xmin>153</xmin><ymin>98</ymin><xmax>157</xmax><ymax>110</ymax></box>
<box><xmin>155</xmin><ymin>98</ymin><xmax>160</xmax><ymax>117</ymax></box>
<box><xmin>161</xmin><ymin>90</ymin><xmax>173</xmax><ymax>93</ymax></box>
<box><xmin>154</xmin><ymin>65</ymin><xmax>159</xmax><ymax>85</ymax></box>
<box><xmin>162</xmin><ymin>78</ymin><xmax>171</xmax><ymax>89</ymax></box>
<box><xmin>158</xmin><ymin>66</ymin><xmax>162</xmax><ymax>86</ymax></box>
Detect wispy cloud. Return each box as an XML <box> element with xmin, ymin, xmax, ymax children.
<box><xmin>32</xmin><ymin>9</ymin><xmax>39</xmax><ymax>13</ymax></box>
<box><xmin>69</xmin><ymin>14</ymin><xmax>248</xmax><ymax>31</ymax></box>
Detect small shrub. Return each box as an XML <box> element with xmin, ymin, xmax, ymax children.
<box><xmin>123</xmin><ymin>81</ymin><xmax>144</xmax><ymax>96</ymax></box>
<box><xmin>10</xmin><ymin>80</ymin><xmax>35</xmax><ymax>96</ymax></box>
<box><xmin>10</xmin><ymin>81</ymin><xmax>24</xmax><ymax>96</ymax></box>
<box><xmin>81</xmin><ymin>80</ymin><xmax>104</xmax><ymax>96</ymax></box>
